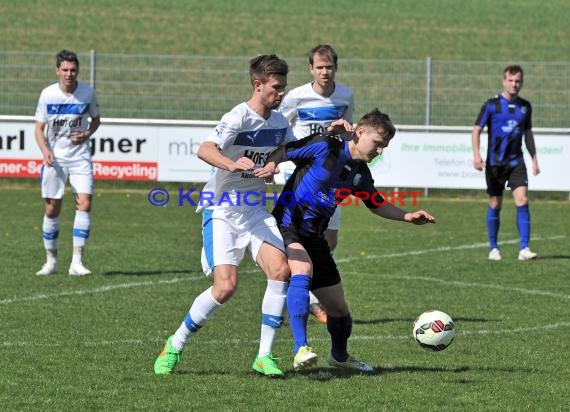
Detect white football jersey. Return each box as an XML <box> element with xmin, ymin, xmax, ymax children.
<box><xmin>279</xmin><ymin>82</ymin><xmax>354</xmax><ymax>139</ymax></box>
<box><xmin>35</xmin><ymin>81</ymin><xmax>99</xmax><ymax>162</ymax></box>
<box><xmin>199</xmin><ymin>102</ymin><xmax>295</xmax><ymax>211</ymax></box>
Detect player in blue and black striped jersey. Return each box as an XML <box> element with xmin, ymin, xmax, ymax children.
<box><xmin>256</xmin><ymin>109</ymin><xmax>435</xmax><ymax>372</ymax></box>
<box><xmin>472</xmin><ymin>65</ymin><xmax>540</xmax><ymax>261</ymax></box>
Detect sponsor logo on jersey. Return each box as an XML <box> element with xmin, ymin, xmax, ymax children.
<box><xmin>234</xmin><ymin>128</ymin><xmax>288</xmax><ymax>147</ymax></box>
<box><xmin>298</xmin><ymin>105</ymin><xmax>348</xmax><ymax>121</ymax></box>
<box><xmin>47</xmin><ymin>103</ymin><xmax>88</xmax><ymax>115</ymax></box>
<box><xmin>244</xmin><ymin>149</ymin><xmax>271</xmax><ymax>165</ymax></box>
<box><xmin>309</xmin><ymin>123</ymin><xmax>325</xmax><ymax>134</ymax></box>
<box><xmin>353</xmin><ymin>173</ymin><xmax>362</xmax><ymax>186</ymax></box>
<box><xmin>501</xmin><ymin>120</ymin><xmax>519</xmax><ymax>134</ymax></box>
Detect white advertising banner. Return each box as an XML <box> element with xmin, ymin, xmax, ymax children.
<box><xmin>154</xmin><ymin>124</ymin><xmax>214</xmax><ymax>182</ymax></box>
<box><xmin>1</xmin><ymin>117</ymin><xmax>568</xmax><ymax>190</ymax></box>
<box><xmin>367</xmin><ymin>128</ymin><xmax>569</xmax><ymax>191</ymax></box>
<box><xmin>0</xmin><ymin>117</ymin><xmax>160</xmax><ymax>181</ymax></box>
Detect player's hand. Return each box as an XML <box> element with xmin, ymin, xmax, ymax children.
<box><xmin>533</xmin><ymin>162</ymin><xmax>540</xmax><ymax>176</ymax></box>
<box><xmin>254</xmin><ymin>162</ymin><xmax>277</xmax><ymax>179</ymax></box>
<box><xmin>43</xmin><ymin>151</ymin><xmax>55</xmax><ymax>167</ymax></box>
<box><xmin>473</xmin><ymin>156</ymin><xmax>484</xmax><ymax>171</ymax></box>
<box><xmin>327</xmin><ymin>119</ymin><xmax>353</xmax><ymax>137</ymax></box>
<box><xmin>70</xmin><ymin>130</ymin><xmax>88</xmax><ymax>145</ymax></box>
<box><xmin>405</xmin><ymin>210</ymin><xmax>436</xmax><ymax>225</ymax></box>
<box><xmin>229</xmin><ymin>156</ymin><xmax>256</xmax><ymax>172</ymax></box>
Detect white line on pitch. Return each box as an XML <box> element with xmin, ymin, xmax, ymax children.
<box><xmin>335</xmin><ymin>235</ymin><xmax>566</xmax><ymax>263</ymax></box>
<box><xmin>0</xmin><ymin>276</ymin><xmax>200</xmax><ymax>305</ymax></box>
<box><xmin>2</xmin><ymin>234</ymin><xmax>565</xmax><ymax>306</ymax></box>
<box><xmin>342</xmin><ymin>273</ymin><xmax>570</xmax><ymax>300</ymax></box>
<box><xmin>2</xmin><ymin>322</ymin><xmax>568</xmax><ymax>348</ymax></box>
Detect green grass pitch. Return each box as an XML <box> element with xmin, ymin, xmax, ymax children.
<box><xmin>0</xmin><ymin>186</ymin><xmax>568</xmax><ymax>410</ymax></box>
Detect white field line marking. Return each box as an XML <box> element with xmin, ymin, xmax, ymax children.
<box><xmin>335</xmin><ymin>235</ymin><xmax>566</xmax><ymax>263</ymax></box>
<box><xmin>2</xmin><ymin>235</ymin><xmax>566</xmax><ymax>306</ymax></box>
<box><xmin>0</xmin><ymin>268</ymin><xmax>265</xmax><ymax>306</ymax></box>
<box><xmin>2</xmin><ymin>322</ymin><xmax>569</xmax><ymax>348</ymax></box>
<box><xmin>0</xmin><ymin>277</ymin><xmax>201</xmax><ymax>305</ymax></box>
<box><xmin>342</xmin><ymin>273</ymin><xmax>570</xmax><ymax>300</ymax></box>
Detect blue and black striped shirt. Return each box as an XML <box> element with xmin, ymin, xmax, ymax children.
<box><xmin>475</xmin><ymin>94</ymin><xmax>532</xmax><ymax>167</ymax></box>
<box><xmin>272</xmin><ymin>133</ymin><xmax>383</xmax><ymax>237</ymax></box>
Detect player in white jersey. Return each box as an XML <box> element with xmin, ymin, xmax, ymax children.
<box><xmin>154</xmin><ymin>54</ymin><xmax>318</xmax><ymax>378</ymax></box>
<box><xmin>279</xmin><ymin>44</ymin><xmax>354</xmax><ymax>324</ymax></box>
<box><xmin>34</xmin><ymin>50</ymin><xmax>100</xmax><ymax>277</ymax></box>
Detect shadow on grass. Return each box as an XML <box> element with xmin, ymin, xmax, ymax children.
<box><xmin>354</xmin><ymin>316</ymin><xmax>497</xmax><ymax>325</ymax></box>
<box><xmin>103</xmin><ymin>269</ymin><xmax>192</xmax><ymax>276</ymax></box>
<box><xmin>536</xmin><ymin>255</ymin><xmax>570</xmax><ymax>260</ymax></box>
<box><xmin>293</xmin><ymin>365</ymin><xmax>474</xmax><ymax>382</ymax></box>
<box><xmin>167</xmin><ymin>364</ymin><xmax>532</xmax><ymax>382</ymax></box>
<box><xmin>294</xmin><ymin>364</ymin><xmax>534</xmax><ymax>382</ymax></box>
<box><xmin>291</xmin><ymin>366</ymin><xmax>382</xmax><ymax>381</ymax></box>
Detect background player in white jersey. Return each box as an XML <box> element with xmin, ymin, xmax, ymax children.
<box><xmin>34</xmin><ymin>49</ymin><xmax>101</xmax><ymax>276</ymax></box>
<box><xmin>154</xmin><ymin>54</ymin><xmax>318</xmax><ymax>378</ymax></box>
<box><xmin>279</xmin><ymin>44</ymin><xmax>354</xmax><ymax>324</ymax></box>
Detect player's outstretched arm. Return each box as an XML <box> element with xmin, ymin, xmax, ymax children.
<box><xmin>371</xmin><ymin>203</ymin><xmax>436</xmax><ymax>225</ymax></box>
<box><xmin>403</xmin><ymin>210</ymin><xmax>436</xmax><ymax>225</ymax></box>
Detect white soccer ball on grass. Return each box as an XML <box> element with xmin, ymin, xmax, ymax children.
<box><xmin>413</xmin><ymin>309</ymin><xmax>455</xmax><ymax>351</ymax></box>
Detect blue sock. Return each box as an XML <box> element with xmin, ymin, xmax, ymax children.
<box><xmin>286</xmin><ymin>274</ymin><xmax>311</xmax><ymax>354</ymax></box>
<box><xmin>487</xmin><ymin>206</ymin><xmax>500</xmax><ymax>250</ymax></box>
<box><xmin>516</xmin><ymin>204</ymin><xmax>531</xmax><ymax>249</ymax></box>
<box><xmin>327</xmin><ymin>313</ymin><xmax>352</xmax><ymax>362</ymax></box>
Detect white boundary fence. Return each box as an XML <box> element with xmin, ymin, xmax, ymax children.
<box><xmin>1</xmin><ymin>52</ymin><xmax>569</xmax><ymax>128</ymax></box>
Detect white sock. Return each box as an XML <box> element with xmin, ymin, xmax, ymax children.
<box><xmin>73</xmin><ymin>210</ymin><xmax>90</xmax><ymax>249</ymax></box>
<box><xmin>71</xmin><ymin>249</ymin><xmax>84</xmax><ymax>265</ymax></box>
<box><xmin>42</xmin><ymin>215</ymin><xmax>59</xmax><ymax>256</ymax></box>
<box><xmin>46</xmin><ymin>249</ymin><xmax>57</xmax><ymax>266</ymax></box>
<box><xmin>258</xmin><ymin>279</ymin><xmax>288</xmax><ymax>357</ymax></box>
<box><xmin>309</xmin><ymin>291</ymin><xmax>320</xmax><ymax>306</ymax></box>
<box><xmin>72</xmin><ymin>211</ymin><xmax>90</xmax><ymax>265</ymax></box>
<box><xmin>172</xmin><ymin>287</ymin><xmax>221</xmax><ymax>352</ymax></box>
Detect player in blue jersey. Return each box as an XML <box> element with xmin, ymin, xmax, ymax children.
<box><xmin>472</xmin><ymin>65</ymin><xmax>540</xmax><ymax>261</ymax></box>
<box><xmin>279</xmin><ymin>44</ymin><xmax>355</xmax><ymax>324</ymax></box>
<box><xmin>34</xmin><ymin>50</ymin><xmax>101</xmax><ymax>276</ymax></box>
<box><xmin>154</xmin><ymin>54</ymin><xmax>318</xmax><ymax>378</ymax></box>
<box><xmin>256</xmin><ymin>109</ymin><xmax>435</xmax><ymax>372</ymax></box>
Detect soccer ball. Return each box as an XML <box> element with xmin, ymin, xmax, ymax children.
<box><xmin>413</xmin><ymin>310</ymin><xmax>455</xmax><ymax>351</ymax></box>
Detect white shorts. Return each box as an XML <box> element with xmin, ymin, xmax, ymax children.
<box><xmin>40</xmin><ymin>159</ymin><xmax>93</xmax><ymax>199</ymax></box>
<box><xmin>200</xmin><ymin>207</ymin><xmax>285</xmax><ymax>277</ymax></box>
<box><xmin>327</xmin><ymin>206</ymin><xmax>342</xmax><ymax>231</ymax></box>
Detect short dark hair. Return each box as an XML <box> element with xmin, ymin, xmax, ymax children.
<box><xmin>249</xmin><ymin>54</ymin><xmax>288</xmax><ymax>85</ymax></box>
<box><xmin>56</xmin><ymin>49</ymin><xmax>79</xmax><ymax>68</ymax></box>
<box><xmin>357</xmin><ymin>108</ymin><xmax>396</xmax><ymax>140</ymax></box>
<box><xmin>503</xmin><ymin>64</ymin><xmax>524</xmax><ymax>79</ymax></box>
<box><xmin>309</xmin><ymin>44</ymin><xmax>338</xmax><ymax>68</ymax></box>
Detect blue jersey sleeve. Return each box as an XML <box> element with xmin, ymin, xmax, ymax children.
<box><xmin>284</xmin><ymin>133</ymin><xmax>329</xmax><ymax>161</ymax></box>
<box><xmin>475</xmin><ymin>100</ymin><xmax>492</xmax><ymax>128</ymax></box>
